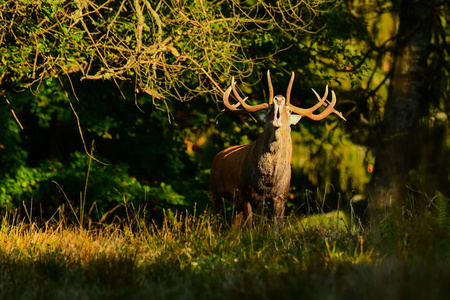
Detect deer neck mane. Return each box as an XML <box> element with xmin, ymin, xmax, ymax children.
<box><xmin>253</xmin><ymin>124</ymin><xmax>292</xmax><ymax>177</ymax></box>
<box><xmin>261</xmin><ymin>122</ymin><xmax>292</xmax><ymax>151</ymax></box>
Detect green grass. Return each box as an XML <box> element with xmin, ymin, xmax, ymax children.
<box><xmin>1</xmin><ymin>206</ymin><xmax>450</xmax><ymax>300</ymax></box>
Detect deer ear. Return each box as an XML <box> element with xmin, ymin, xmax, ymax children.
<box><xmin>258</xmin><ymin>112</ymin><xmax>267</xmax><ymax>121</ymax></box>
<box><xmin>290</xmin><ymin>114</ymin><xmax>302</xmax><ymax>125</ymax></box>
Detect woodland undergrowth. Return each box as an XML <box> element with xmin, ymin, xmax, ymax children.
<box><xmin>1</xmin><ymin>194</ymin><xmax>450</xmax><ymax>300</ymax></box>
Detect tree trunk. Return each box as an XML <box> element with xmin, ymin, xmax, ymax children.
<box><xmin>368</xmin><ymin>0</ymin><xmax>434</xmax><ymax>211</ymax></box>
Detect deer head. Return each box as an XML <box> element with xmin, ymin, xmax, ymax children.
<box><xmin>221</xmin><ymin>70</ymin><xmax>345</xmax><ymax>126</ymax></box>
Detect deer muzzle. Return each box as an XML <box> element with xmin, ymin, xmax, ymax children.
<box><xmin>273</xmin><ymin>95</ymin><xmax>285</xmax><ymax>128</ymax></box>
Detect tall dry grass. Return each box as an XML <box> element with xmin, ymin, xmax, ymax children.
<box><xmin>1</xmin><ymin>197</ymin><xmax>450</xmax><ymax>299</ymax></box>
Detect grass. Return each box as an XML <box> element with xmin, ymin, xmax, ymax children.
<box><xmin>1</xmin><ymin>204</ymin><xmax>450</xmax><ymax>300</ymax></box>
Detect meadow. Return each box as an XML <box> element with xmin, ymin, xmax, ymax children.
<box><xmin>1</xmin><ymin>200</ymin><xmax>450</xmax><ymax>300</ymax></box>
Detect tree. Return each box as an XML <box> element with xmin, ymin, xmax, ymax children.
<box><xmin>367</xmin><ymin>0</ymin><xmax>449</xmax><ymax>211</ymax></box>
<box><xmin>1</xmin><ymin>0</ymin><xmax>354</xmax><ymax>217</ymax></box>
<box><xmin>0</xmin><ymin>0</ymin><xmax>336</xmax><ymax>102</ymax></box>
<box><xmin>3</xmin><ymin>0</ymin><xmax>446</xmax><ymax>221</ymax></box>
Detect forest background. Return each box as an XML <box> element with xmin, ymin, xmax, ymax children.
<box><xmin>0</xmin><ymin>0</ymin><xmax>449</xmax><ymax>224</ymax></box>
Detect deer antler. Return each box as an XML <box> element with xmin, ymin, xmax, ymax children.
<box><xmin>267</xmin><ymin>70</ymin><xmax>274</xmax><ymax>105</ymax></box>
<box><xmin>218</xmin><ymin>71</ymin><xmax>346</xmax><ymax>122</ymax></box>
<box><xmin>286</xmin><ymin>72</ymin><xmax>346</xmax><ymax>121</ymax></box>
<box><xmin>223</xmin><ymin>77</ymin><xmax>269</xmax><ymax>114</ymax></box>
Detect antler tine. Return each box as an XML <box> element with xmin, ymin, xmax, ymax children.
<box><xmin>320</xmin><ymin>100</ymin><xmax>346</xmax><ymax>121</ymax></box>
<box><xmin>289</xmin><ymin>85</ymin><xmax>345</xmax><ymax>121</ymax></box>
<box><xmin>306</xmin><ymin>90</ymin><xmax>337</xmax><ymax>120</ymax></box>
<box><xmin>267</xmin><ymin>70</ymin><xmax>274</xmax><ymax>105</ymax></box>
<box><xmin>231</xmin><ymin>77</ymin><xmax>269</xmax><ymax>113</ymax></box>
<box><xmin>231</xmin><ymin>77</ymin><xmax>250</xmax><ymax>106</ymax></box>
<box><xmin>333</xmin><ymin>109</ymin><xmax>346</xmax><ymax>121</ymax></box>
<box><xmin>222</xmin><ymin>79</ymin><xmax>246</xmax><ymax>114</ymax></box>
<box><xmin>286</xmin><ymin>72</ymin><xmax>295</xmax><ymax>106</ymax></box>
<box><xmin>311</xmin><ymin>87</ymin><xmax>346</xmax><ymax>121</ymax></box>
<box><xmin>312</xmin><ymin>85</ymin><xmax>347</xmax><ymax>121</ymax></box>
<box><xmin>289</xmin><ymin>85</ymin><xmax>329</xmax><ymax>116</ymax></box>
<box><xmin>323</xmin><ymin>100</ymin><xmax>347</xmax><ymax>121</ymax></box>
<box><xmin>223</xmin><ymin>77</ymin><xmax>268</xmax><ymax>114</ymax></box>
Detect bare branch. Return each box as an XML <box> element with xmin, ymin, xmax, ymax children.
<box><xmin>4</xmin><ymin>96</ymin><xmax>24</xmax><ymax>130</ymax></box>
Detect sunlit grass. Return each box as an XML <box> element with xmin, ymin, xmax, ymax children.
<box><xmin>0</xmin><ymin>204</ymin><xmax>449</xmax><ymax>299</ymax></box>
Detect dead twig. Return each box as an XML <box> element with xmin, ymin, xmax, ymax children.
<box><xmin>4</xmin><ymin>96</ymin><xmax>24</xmax><ymax>130</ymax></box>
<box><xmin>57</xmin><ymin>76</ymin><xmax>110</xmax><ymax>166</ymax></box>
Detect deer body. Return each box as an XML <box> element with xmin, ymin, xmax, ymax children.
<box><xmin>211</xmin><ymin>71</ymin><xmax>345</xmax><ymax>227</ymax></box>
<box><xmin>211</xmin><ymin>108</ymin><xmax>295</xmax><ymax>226</ymax></box>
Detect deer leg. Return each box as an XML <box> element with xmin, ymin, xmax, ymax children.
<box><xmin>233</xmin><ymin>201</ymin><xmax>252</xmax><ymax>228</ymax></box>
<box><xmin>212</xmin><ymin>196</ymin><xmax>224</xmax><ymax>215</ymax></box>
<box><xmin>243</xmin><ymin>201</ymin><xmax>253</xmax><ymax>227</ymax></box>
<box><xmin>273</xmin><ymin>197</ymin><xmax>285</xmax><ymax>228</ymax></box>
<box><xmin>233</xmin><ymin>211</ymin><xmax>244</xmax><ymax>228</ymax></box>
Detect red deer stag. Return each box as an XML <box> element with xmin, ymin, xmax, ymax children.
<box><xmin>210</xmin><ymin>71</ymin><xmax>346</xmax><ymax>227</ymax></box>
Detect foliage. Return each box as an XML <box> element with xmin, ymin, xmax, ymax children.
<box><xmin>0</xmin><ymin>76</ymin><xmax>204</xmax><ymax>214</ymax></box>
<box><xmin>0</xmin><ymin>0</ymin><xmax>359</xmax><ymax>214</ymax></box>
<box><xmin>291</xmin><ymin>124</ymin><xmax>372</xmax><ymax>193</ymax></box>
<box><xmin>0</xmin><ymin>0</ymin><xmax>449</xmax><ymax>217</ymax></box>
<box><xmin>0</xmin><ymin>0</ymin><xmax>337</xmax><ymax>103</ymax></box>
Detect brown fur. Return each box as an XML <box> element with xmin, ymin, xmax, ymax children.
<box><xmin>210</xmin><ymin>96</ymin><xmax>298</xmax><ymax>227</ymax></box>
